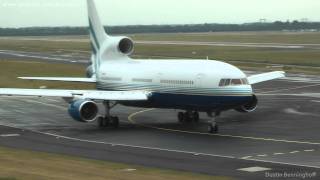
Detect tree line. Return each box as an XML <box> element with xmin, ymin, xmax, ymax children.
<box><xmin>0</xmin><ymin>21</ymin><xmax>319</xmax><ymax>36</ymax></box>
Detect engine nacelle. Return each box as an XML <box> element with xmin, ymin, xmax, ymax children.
<box><xmin>101</xmin><ymin>36</ymin><xmax>134</xmax><ymax>59</ymax></box>
<box><xmin>235</xmin><ymin>95</ymin><xmax>258</xmax><ymax>113</ymax></box>
<box><xmin>117</xmin><ymin>37</ymin><xmax>134</xmax><ymax>55</ymax></box>
<box><xmin>68</xmin><ymin>99</ymin><xmax>98</xmax><ymax>122</ymax></box>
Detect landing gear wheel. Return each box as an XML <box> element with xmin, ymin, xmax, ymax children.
<box><xmin>100</xmin><ymin>101</ymin><xmax>120</xmax><ymax>129</ymax></box>
<box><xmin>193</xmin><ymin>111</ymin><xmax>200</xmax><ymax>122</ymax></box>
<box><xmin>97</xmin><ymin>117</ymin><xmax>104</xmax><ymax>128</ymax></box>
<box><xmin>184</xmin><ymin>112</ymin><xmax>192</xmax><ymax>122</ymax></box>
<box><xmin>208</xmin><ymin>124</ymin><xmax>218</xmax><ymax>134</ymax></box>
<box><xmin>97</xmin><ymin>116</ymin><xmax>110</xmax><ymax>128</ymax></box>
<box><xmin>178</xmin><ymin>111</ymin><xmax>200</xmax><ymax>123</ymax></box>
<box><xmin>178</xmin><ymin>112</ymin><xmax>184</xmax><ymax>123</ymax></box>
<box><xmin>111</xmin><ymin>116</ymin><xmax>120</xmax><ymax>128</ymax></box>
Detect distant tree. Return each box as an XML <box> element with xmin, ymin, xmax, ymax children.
<box><xmin>1</xmin><ymin>21</ymin><xmax>320</xmax><ymax>36</ymax></box>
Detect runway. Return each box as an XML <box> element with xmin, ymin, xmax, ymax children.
<box><xmin>0</xmin><ymin>75</ymin><xmax>319</xmax><ymax>179</ymax></box>
<box><xmin>0</xmin><ymin>49</ymin><xmax>89</xmax><ymax>64</ymax></box>
<box><xmin>2</xmin><ymin>49</ymin><xmax>320</xmax><ymax>72</ymax></box>
<box><xmin>2</xmin><ymin>36</ymin><xmax>320</xmax><ymax>49</ymax></box>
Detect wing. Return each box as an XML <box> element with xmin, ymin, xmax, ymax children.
<box><xmin>247</xmin><ymin>71</ymin><xmax>285</xmax><ymax>85</ymax></box>
<box><xmin>0</xmin><ymin>89</ymin><xmax>150</xmax><ymax>101</ymax></box>
<box><xmin>19</xmin><ymin>77</ymin><xmax>96</xmax><ymax>83</ymax></box>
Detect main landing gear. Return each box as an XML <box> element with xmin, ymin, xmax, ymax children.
<box><xmin>97</xmin><ymin>101</ymin><xmax>119</xmax><ymax>128</ymax></box>
<box><xmin>207</xmin><ymin>111</ymin><xmax>220</xmax><ymax>134</ymax></box>
<box><xmin>177</xmin><ymin>111</ymin><xmax>200</xmax><ymax>123</ymax></box>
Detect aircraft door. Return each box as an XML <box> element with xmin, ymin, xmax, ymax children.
<box><xmin>196</xmin><ymin>73</ymin><xmax>206</xmax><ymax>88</ymax></box>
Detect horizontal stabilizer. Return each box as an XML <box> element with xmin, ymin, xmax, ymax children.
<box><xmin>248</xmin><ymin>71</ymin><xmax>285</xmax><ymax>84</ymax></box>
<box><xmin>0</xmin><ymin>89</ymin><xmax>150</xmax><ymax>101</ymax></box>
<box><xmin>19</xmin><ymin>77</ymin><xmax>96</xmax><ymax>83</ymax></box>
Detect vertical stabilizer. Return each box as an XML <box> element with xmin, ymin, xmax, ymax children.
<box><xmin>87</xmin><ymin>0</ymin><xmax>108</xmax><ymax>51</ymax></box>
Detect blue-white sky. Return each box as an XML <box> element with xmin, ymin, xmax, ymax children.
<box><xmin>0</xmin><ymin>0</ymin><xmax>319</xmax><ymax>28</ymax></box>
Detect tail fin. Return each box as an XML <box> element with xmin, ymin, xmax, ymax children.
<box><xmin>87</xmin><ymin>0</ymin><xmax>108</xmax><ymax>52</ymax></box>
<box><xmin>87</xmin><ymin>0</ymin><xmax>108</xmax><ymax>76</ymax></box>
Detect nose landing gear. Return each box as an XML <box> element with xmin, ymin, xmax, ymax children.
<box><xmin>207</xmin><ymin>111</ymin><xmax>220</xmax><ymax>134</ymax></box>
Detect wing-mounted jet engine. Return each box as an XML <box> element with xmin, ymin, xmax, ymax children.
<box><xmin>235</xmin><ymin>95</ymin><xmax>258</xmax><ymax>113</ymax></box>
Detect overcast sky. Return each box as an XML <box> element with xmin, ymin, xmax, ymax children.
<box><xmin>0</xmin><ymin>0</ymin><xmax>319</xmax><ymax>28</ymax></box>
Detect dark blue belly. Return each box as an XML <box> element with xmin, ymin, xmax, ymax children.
<box><xmin>121</xmin><ymin>92</ymin><xmax>253</xmax><ymax>112</ymax></box>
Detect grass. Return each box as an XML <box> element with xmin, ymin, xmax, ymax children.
<box><xmin>134</xmin><ymin>44</ymin><xmax>320</xmax><ymax>67</ymax></box>
<box><xmin>0</xmin><ymin>146</ymin><xmax>229</xmax><ymax>180</ymax></box>
<box><xmin>0</xmin><ymin>39</ymin><xmax>89</xmax><ymax>54</ymax></box>
<box><xmin>0</xmin><ymin>60</ymin><xmax>94</xmax><ymax>89</ymax></box>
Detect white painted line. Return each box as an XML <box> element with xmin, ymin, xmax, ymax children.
<box><xmin>128</xmin><ymin>109</ymin><xmax>320</xmax><ymax>145</ymax></box>
<box><xmin>39</xmin><ymin>131</ymin><xmax>236</xmax><ymax>159</ymax></box>
<box><xmin>15</xmin><ymin>98</ymin><xmax>320</xmax><ymax>147</ymax></box>
<box><xmin>257</xmin><ymin>154</ymin><xmax>268</xmax><ymax>157</ymax></box>
<box><xmin>273</xmin><ymin>153</ymin><xmax>285</xmax><ymax>155</ymax></box>
<box><xmin>22</xmin><ymin>99</ymin><xmax>66</xmax><ymax>110</ymax></box>
<box><xmin>1</xmin><ymin>123</ymin><xmax>320</xmax><ymax>169</ymax></box>
<box><xmin>260</xmin><ymin>84</ymin><xmax>320</xmax><ymax>94</ymax></box>
<box><xmin>248</xmin><ymin>158</ymin><xmax>320</xmax><ymax>169</ymax></box>
<box><xmin>238</xmin><ymin>167</ymin><xmax>271</xmax><ymax>173</ymax></box>
<box><xmin>0</xmin><ymin>134</ymin><xmax>20</xmax><ymax>137</ymax></box>
<box><xmin>1</xmin><ymin>101</ymin><xmax>320</xmax><ymax>170</ymax></box>
<box><xmin>290</xmin><ymin>151</ymin><xmax>300</xmax><ymax>154</ymax></box>
<box><xmin>241</xmin><ymin>156</ymin><xmax>253</xmax><ymax>159</ymax></box>
<box><xmin>304</xmin><ymin>149</ymin><xmax>315</xmax><ymax>152</ymax></box>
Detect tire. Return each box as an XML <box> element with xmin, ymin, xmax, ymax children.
<box><xmin>102</xmin><ymin>117</ymin><xmax>110</xmax><ymax>127</ymax></box>
<box><xmin>208</xmin><ymin>124</ymin><xmax>218</xmax><ymax>134</ymax></box>
<box><xmin>178</xmin><ymin>112</ymin><xmax>184</xmax><ymax>123</ymax></box>
<box><xmin>97</xmin><ymin>117</ymin><xmax>104</xmax><ymax>128</ymax></box>
<box><xmin>193</xmin><ymin>111</ymin><xmax>200</xmax><ymax>122</ymax></box>
<box><xmin>112</xmin><ymin>116</ymin><xmax>120</xmax><ymax>128</ymax></box>
<box><xmin>184</xmin><ymin>112</ymin><xmax>192</xmax><ymax>123</ymax></box>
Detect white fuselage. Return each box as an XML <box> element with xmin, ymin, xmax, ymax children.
<box><xmin>96</xmin><ymin>59</ymin><xmax>253</xmax><ymax>97</ymax></box>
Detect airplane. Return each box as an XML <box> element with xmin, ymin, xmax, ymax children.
<box><xmin>0</xmin><ymin>0</ymin><xmax>285</xmax><ymax>133</ymax></box>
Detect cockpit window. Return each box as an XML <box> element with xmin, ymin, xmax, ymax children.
<box><xmin>231</xmin><ymin>79</ymin><xmax>242</xmax><ymax>85</ymax></box>
<box><xmin>224</xmin><ymin>79</ymin><xmax>231</xmax><ymax>86</ymax></box>
<box><xmin>241</xmin><ymin>78</ymin><xmax>249</xmax><ymax>85</ymax></box>
<box><xmin>219</xmin><ymin>78</ymin><xmax>248</xmax><ymax>87</ymax></box>
<box><xmin>219</xmin><ymin>79</ymin><xmax>226</xmax><ymax>86</ymax></box>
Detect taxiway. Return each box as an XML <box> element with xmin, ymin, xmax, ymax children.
<box><xmin>0</xmin><ymin>75</ymin><xmax>319</xmax><ymax>179</ymax></box>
